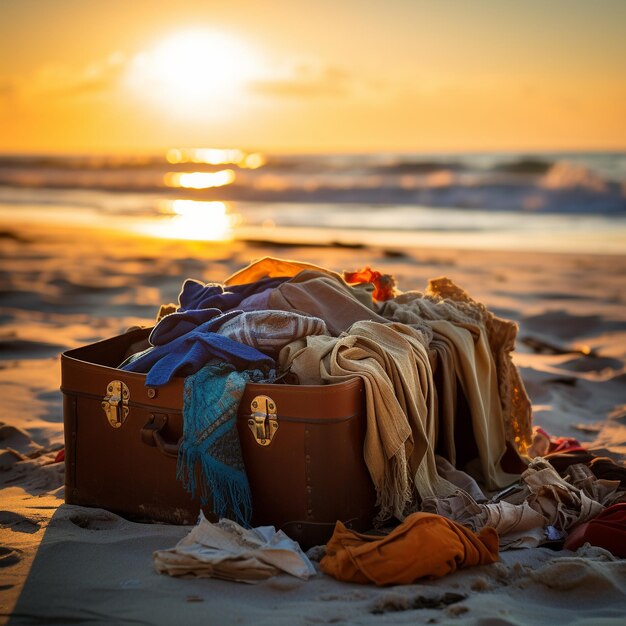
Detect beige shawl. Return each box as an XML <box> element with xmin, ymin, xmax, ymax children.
<box><xmin>279</xmin><ymin>321</ymin><xmax>456</xmax><ymax>521</ymax></box>
<box><xmin>380</xmin><ymin>277</ymin><xmax>532</xmax><ymax>452</ymax></box>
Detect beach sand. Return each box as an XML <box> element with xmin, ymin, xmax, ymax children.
<box><xmin>1</xmin><ymin>219</ymin><xmax>625</xmax><ymax>625</ymax></box>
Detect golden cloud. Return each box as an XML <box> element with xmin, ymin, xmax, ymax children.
<box><xmin>249</xmin><ymin>63</ymin><xmax>351</xmax><ymax>98</ymax></box>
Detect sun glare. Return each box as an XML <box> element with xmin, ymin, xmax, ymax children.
<box><xmin>165</xmin><ymin>148</ymin><xmax>266</xmax><ymax>168</ymax></box>
<box><xmin>136</xmin><ymin>200</ymin><xmax>236</xmax><ymax>241</ymax></box>
<box><xmin>163</xmin><ymin>169</ymin><xmax>236</xmax><ymax>189</ymax></box>
<box><xmin>127</xmin><ymin>30</ymin><xmax>259</xmax><ymax>113</ymax></box>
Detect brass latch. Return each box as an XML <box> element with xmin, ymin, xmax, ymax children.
<box><xmin>248</xmin><ymin>395</ymin><xmax>278</xmax><ymax>446</ymax></box>
<box><xmin>102</xmin><ymin>380</ymin><xmax>130</xmax><ymax>428</ymax></box>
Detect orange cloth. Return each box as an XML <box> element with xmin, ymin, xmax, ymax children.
<box><xmin>343</xmin><ymin>266</ymin><xmax>397</xmax><ymax>302</ymax></box>
<box><xmin>224</xmin><ymin>257</ymin><xmax>339</xmax><ymax>286</ymax></box>
<box><xmin>320</xmin><ymin>513</ymin><xmax>498</xmax><ymax>586</ymax></box>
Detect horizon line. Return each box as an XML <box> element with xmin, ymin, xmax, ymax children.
<box><xmin>1</xmin><ymin>146</ymin><xmax>626</xmax><ymax>158</ymax></box>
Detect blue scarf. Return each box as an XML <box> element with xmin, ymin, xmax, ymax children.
<box><xmin>177</xmin><ymin>362</ymin><xmax>273</xmax><ymax>526</ymax></box>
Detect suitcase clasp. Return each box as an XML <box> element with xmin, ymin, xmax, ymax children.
<box><xmin>101</xmin><ymin>380</ymin><xmax>130</xmax><ymax>428</ymax></box>
<box><xmin>248</xmin><ymin>395</ymin><xmax>278</xmax><ymax>446</ymax></box>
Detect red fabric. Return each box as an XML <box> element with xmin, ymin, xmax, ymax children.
<box><xmin>534</xmin><ymin>427</ymin><xmax>550</xmax><ymax>440</ymax></box>
<box><xmin>564</xmin><ymin>503</ymin><xmax>626</xmax><ymax>558</ymax></box>
<box><xmin>549</xmin><ymin>436</ymin><xmax>585</xmax><ymax>454</ymax></box>
<box><xmin>54</xmin><ymin>449</ymin><xmax>65</xmax><ymax>463</ymax></box>
<box><xmin>530</xmin><ymin>426</ymin><xmax>585</xmax><ymax>457</ymax></box>
<box><xmin>343</xmin><ymin>267</ymin><xmax>396</xmax><ymax>302</ymax></box>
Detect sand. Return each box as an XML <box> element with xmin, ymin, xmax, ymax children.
<box><xmin>1</xmin><ymin>219</ymin><xmax>625</xmax><ymax>625</ymax></box>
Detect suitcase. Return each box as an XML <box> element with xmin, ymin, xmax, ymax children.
<box><xmin>60</xmin><ymin>328</ymin><xmax>378</xmax><ymax>547</ymax></box>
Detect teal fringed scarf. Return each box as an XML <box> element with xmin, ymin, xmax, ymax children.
<box><xmin>178</xmin><ymin>362</ymin><xmax>272</xmax><ymax>526</ymax></box>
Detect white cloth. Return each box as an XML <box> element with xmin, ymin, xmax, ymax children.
<box><xmin>154</xmin><ymin>513</ymin><xmax>316</xmax><ymax>584</ymax></box>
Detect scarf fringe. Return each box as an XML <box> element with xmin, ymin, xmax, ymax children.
<box><xmin>375</xmin><ymin>450</ymin><xmax>413</xmax><ymax>524</ymax></box>
<box><xmin>177</xmin><ymin>442</ymin><xmax>253</xmax><ymax>527</ymax></box>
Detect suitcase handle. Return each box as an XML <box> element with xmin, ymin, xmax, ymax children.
<box><xmin>141</xmin><ymin>414</ymin><xmax>181</xmax><ymax>458</ymax></box>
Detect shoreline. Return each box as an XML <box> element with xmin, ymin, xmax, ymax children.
<box><xmin>2</xmin><ymin>200</ymin><xmax>626</xmax><ymax>255</ymax></box>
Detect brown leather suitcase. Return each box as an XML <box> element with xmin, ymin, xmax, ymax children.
<box><xmin>61</xmin><ymin>328</ymin><xmax>377</xmax><ymax>547</ymax></box>
<box><xmin>238</xmin><ymin>378</ymin><xmax>377</xmax><ymax>547</ymax></box>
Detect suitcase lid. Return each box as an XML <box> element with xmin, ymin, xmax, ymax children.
<box><xmin>61</xmin><ymin>328</ymin><xmax>185</xmax><ymax>411</ymax></box>
<box><xmin>61</xmin><ymin>328</ymin><xmax>364</xmax><ymax>418</ymax></box>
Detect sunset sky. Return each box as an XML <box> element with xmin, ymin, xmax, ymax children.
<box><xmin>1</xmin><ymin>0</ymin><xmax>625</xmax><ymax>154</ymax></box>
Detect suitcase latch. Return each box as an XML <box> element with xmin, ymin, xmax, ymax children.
<box><xmin>102</xmin><ymin>380</ymin><xmax>130</xmax><ymax>428</ymax></box>
<box><xmin>248</xmin><ymin>395</ymin><xmax>278</xmax><ymax>446</ymax></box>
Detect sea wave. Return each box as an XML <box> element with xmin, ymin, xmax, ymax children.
<box><xmin>0</xmin><ymin>151</ymin><xmax>624</xmax><ymax>214</ymax></box>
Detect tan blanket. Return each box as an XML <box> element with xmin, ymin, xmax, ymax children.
<box><xmin>279</xmin><ymin>321</ymin><xmax>457</xmax><ymax>521</ymax></box>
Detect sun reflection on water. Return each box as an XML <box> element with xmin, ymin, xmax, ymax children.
<box><xmin>135</xmin><ymin>199</ymin><xmax>238</xmax><ymax>241</ymax></box>
<box><xmin>163</xmin><ymin>169</ymin><xmax>236</xmax><ymax>189</ymax></box>
<box><xmin>165</xmin><ymin>148</ymin><xmax>265</xmax><ymax>169</ymax></box>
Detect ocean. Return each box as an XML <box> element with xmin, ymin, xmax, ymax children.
<box><xmin>1</xmin><ymin>150</ymin><xmax>625</xmax><ymax>253</ymax></box>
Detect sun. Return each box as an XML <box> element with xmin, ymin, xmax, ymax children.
<box><xmin>127</xmin><ymin>30</ymin><xmax>259</xmax><ymax>113</ymax></box>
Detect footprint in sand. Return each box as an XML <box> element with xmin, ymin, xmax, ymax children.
<box><xmin>68</xmin><ymin>510</ymin><xmax>123</xmax><ymax>530</ymax></box>
<box><xmin>369</xmin><ymin>591</ymin><xmax>466</xmax><ymax>614</ymax></box>
<box><xmin>531</xmin><ymin>559</ymin><xmax>626</xmax><ymax>592</ymax></box>
<box><xmin>0</xmin><ymin>546</ymin><xmax>23</xmax><ymax>568</ymax></box>
<box><xmin>0</xmin><ymin>423</ymin><xmax>43</xmax><ymax>454</ymax></box>
<box><xmin>559</xmin><ymin>355</ymin><xmax>624</xmax><ymax>374</ymax></box>
<box><xmin>0</xmin><ymin>510</ymin><xmax>41</xmax><ymax>533</ymax></box>
<box><xmin>609</xmin><ymin>405</ymin><xmax>626</xmax><ymax>424</ymax></box>
<box><xmin>521</xmin><ymin>311</ymin><xmax>626</xmax><ymax>341</ymax></box>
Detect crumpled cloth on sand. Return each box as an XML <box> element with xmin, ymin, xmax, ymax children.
<box><xmin>154</xmin><ymin>513</ymin><xmax>315</xmax><ymax>584</ymax></box>
<box><xmin>422</xmin><ymin>458</ymin><xmax>625</xmax><ymax>549</ymax></box>
<box><xmin>422</xmin><ymin>490</ymin><xmax>546</xmax><ymax>550</ymax></box>
<box><xmin>522</xmin><ymin>458</ymin><xmax>621</xmax><ymax>529</ymax></box>
<box><xmin>527</xmin><ymin>426</ymin><xmax>584</xmax><ymax>458</ymax></box>
<box><xmin>564</xmin><ymin>503</ymin><xmax>626</xmax><ymax>557</ymax></box>
<box><xmin>563</xmin><ymin>462</ymin><xmax>626</xmax><ymax>507</ymax></box>
<box><xmin>320</xmin><ymin>512</ymin><xmax>499</xmax><ymax>585</ymax></box>
<box><xmin>435</xmin><ymin>455</ymin><xmax>486</xmax><ymax>503</ymax></box>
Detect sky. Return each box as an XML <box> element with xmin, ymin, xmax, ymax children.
<box><xmin>1</xmin><ymin>0</ymin><xmax>625</xmax><ymax>154</ymax></box>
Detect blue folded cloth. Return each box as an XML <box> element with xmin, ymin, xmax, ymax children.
<box><xmin>178</xmin><ymin>276</ymin><xmax>288</xmax><ymax>312</ymax></box>
<box><xmin>121</xmin><ymin>277</ymin><xmax>286</xmax><ymax>386</ymax></box>
<box><xmin>148</xmin><ymin>277</ymin><xmax>290</xmax><ymax>347</ymax></box>
<box><xmin>150</xmin><ymin>308</ymin><xmax>240</xmax><ymax>346</ymax></box>
<box><xmin>121</xmin><ymin>326</ymin><xmax>274</xmax><ymax>386</ymax></box>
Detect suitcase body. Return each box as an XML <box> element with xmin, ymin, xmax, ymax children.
<box><xmin>61</xmin><ymin>329</ymin><xmax>377</xmax><ymax>546</ymax></box>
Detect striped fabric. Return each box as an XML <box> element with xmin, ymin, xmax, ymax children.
<box><xmin>218</xmin><ymin>310</ymin><xmax>329</xmax><ymax>357</ymax></box>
